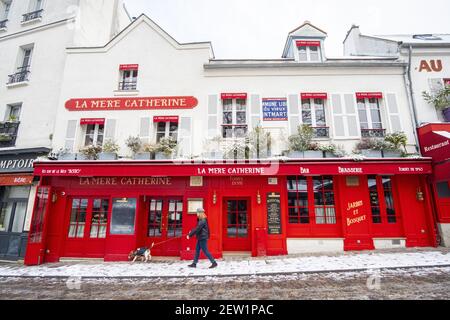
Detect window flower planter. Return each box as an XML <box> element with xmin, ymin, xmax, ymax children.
<box><xmin>98</xmin><ymin>152</ymin><xmax>118</xmax><ymax>160</ymax></box>
<box><xmin>287</xmin><ymin>151</ymin><xmax>305</xmax><ymax>158</ymax></box>
<box><xmin>361</xmin><ymin>150</ymin><xmax>383</xmax><ymax>158</ymax></box>
<box><xmin>304</xmin><ymin>150</ymin><xmax>324</xmax><ymax>158</ymax></box>
<box><xmin>382</xmin><ymin>150</ymin><xmax>402</xmax><ymax>158</ymax></box>
<box><xmin>58</xmin><ymin>153</ymin><xmax>77</xmax><ymax>160</ymax></box>
<box><xmin>155</xmin><ymin>152</ymin><xmax>173</xmax><ymax>160</ymax></box>
<box><xmin>204</xmin><ymin>151</ymin><xmax>224</xmax><ymax>159</ymax></box>
<box><xmin>133</xmin><ymin>152</ymin><xmax>153</xmax><ymax>160</ymax></box>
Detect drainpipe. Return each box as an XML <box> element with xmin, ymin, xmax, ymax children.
<box><xmin>404</xmin><ymin>45</ymin><xmax>420</xmax><ymax>152</ymax></box>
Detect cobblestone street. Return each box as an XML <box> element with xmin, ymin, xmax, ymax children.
<box><xmin>1</xmin><ymin>266</ymin><xmax>449</xmax><ymax>300</ymax></box>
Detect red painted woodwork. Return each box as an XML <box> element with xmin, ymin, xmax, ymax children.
<box><xmin>296</xmin><ymin>40</ymin><xmax>321</xmax><ymax>47</ymax></box>
<box><xmin>356</xmin><ymin>92</ymin><xmax>383</xmax><ymax>99</ymax></box>
<box><xmin>417</xmin><ymin>123</ymin><xmax>450</xmax><ymax>163</ymax></box>
<box><xmin>221</xmin><ymin>93</ymin><xmax>247</xmax><ymax>100</ymax></box>
<box><xmin>301</xmin><ymin>93</ymin><xmax>328</xmax><ymax>100</ymax></box>
<box><xmin>153</xmin><ymin>116</ymin><xmax>179</xmax><ymax>123</ymax></box>
<box><xmin>65</xmin><ymin>96</ymin><xmax>199</xmax><ymax>111</ymax></box>
<box><xmin>80</xmin><ymin>118</ymin><xmax>106</xmax><ymax>125</ymax></box>
<box><xmin>119</xmin><ymin>64</ymin><xmax>139</xmax><ymax>71</ymax></box>
<box><xmin>222</xmin><ymin>199</ymin><xmax>252</xmax><ymax>251</ymax></box>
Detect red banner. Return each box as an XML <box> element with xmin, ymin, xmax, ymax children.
<box><xmin>356</xmin><ymin>92</ymin><xmax>383</xmax><ymax>99</ymax></box>
<box><xmin>0</xmin><ymin>175</ymin><xmax>33</xmax><ymax>186</ymax></box>
<box><xmin>80</xmin><ymin>118</ymin><xmax>105</xmax><ymax>125</ymax></box>
<box><xmin>65</xmin><ymin>97</ymin><xmax>198</xmax><ymax>111</ymax></box>
<box><xmin>153</xmin><ymin>116</ymin><xmax>179</xmax><ymax>123</ymax></box>
<box><xmin>119</xmin><ymin>64</ymin><xmax>139</xmax><ymax>71</ymax></box>
<box><xmin>296</xmin><ymin>41</ymin><xmax>321</xmax><ymax>47</ymax></box>
<box><xmin>221</xmin><ymin>93</ymin><xmax>248</xmax><ymax>100</ymax></box>
<box><xmin>301</xmin><ymin>93</ymin><xmax>328</xmax><ymax>100</ymax></box>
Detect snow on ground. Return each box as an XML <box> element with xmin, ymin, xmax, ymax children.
<box><xmin>1</xmin><ymin>250</ymin><xmax>450</xmax><ymax>279</ymax></box>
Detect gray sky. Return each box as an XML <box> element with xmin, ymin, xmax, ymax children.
<box><xmin>124</xmin><ymin>0</ymin><xmax>450</xmax><ymax>59</ymax></box>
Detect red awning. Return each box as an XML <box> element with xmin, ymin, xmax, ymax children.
<box><xmin>296</xmin><ymin>41</ymin><xmax>321</xmax><ymax>47</ymax></box>
<box><xmin>80</xmin><ymin>118</ymin><xmax>105</xmax><ymax>125</ymax></box>
<box><xmin>356</xmin><ymin>92</ymin><xmax>383</xmax><ymax>99</ymax></box>
<box><xmin>417</xmin><ymin>123</ymin><xmax>450</xmax><ymax>163</ymax></box>
<box><xmin>221</xmin><ymin>93</ymin><xmax>247</xmax><ymax>100</ymax></box>
<box><xmin>0</xmin><ymin>174</ymin><xmax>33</xmax><ymax>186</ymax></box>
<box><xmin>301</xmin><ymin>93</ymin><xmax>328</xmax><ymax>100</ymax></box>
<box><xmin>119</xmin><ymin>64</ymin><xmax>139</xmax><ymax>71</ymax></box>
<box><xmin>153</xmin><ymin>116</ymin><xmax>179</xmax><ymax>123</ymax></box>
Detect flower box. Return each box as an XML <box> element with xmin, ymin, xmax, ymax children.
<box><xmin>361</xmin><ymin>150</ymin><xmax>383</xmax><ymax>158</ymax></box>
<box><xmin>133</xmin><ymin>152</ymin><xmax>153</xmax><ymax>160</ymax></box>
<box><xmin>98</xmin><ymin>152</ymin><xmax>118</xmax><ymax>160</ymax></box>
<box><xmin>382</xmin><ymin>150</ymin><xmax>402</xmax><ymax>158</ymax></box>
<box><xmin>304</xmin><ymin>150</ymin><xmax>324</xmax><ymax>158</ymax></box>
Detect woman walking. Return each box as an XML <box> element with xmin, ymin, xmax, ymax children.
<box><xmin>187</xmin><ymin>208</ymin><xmax>218</xmax><ymax>269</ymax></box>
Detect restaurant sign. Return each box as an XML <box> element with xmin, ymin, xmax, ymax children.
<box><xmin>65</xmin><ymin>97</ymin><xmax>198</xmax><ymax>111</ymax></box>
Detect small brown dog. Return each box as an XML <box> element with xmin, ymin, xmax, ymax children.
<box><xmin>128</xmin><ymin>243</ymin><xmax>155</xmax><ymax>263</ymax></box>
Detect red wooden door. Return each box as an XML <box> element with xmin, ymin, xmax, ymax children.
<box><xmin>147</xmin><ymin>197</ymin><xmax>183</xmax><ymax>256</ymax></box>
<box><xmin>64</xmin><ymin>197</ymin><xmax>110</xmax><ymax>258</ymax></box>
<box><xmin>24</xmin><ymin>187</ymin><xmax>52</xmax><ymax>265</ymax></box>
<box><xmin>223</xmin><ymin>199</ymin><xmax>251</xmax><ymax>251</ymax></box>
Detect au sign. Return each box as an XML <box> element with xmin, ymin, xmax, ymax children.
<box><xmin>418</xmin><ymin>59</ymin><xmax>443</xmax><ymax>72</ymax></box>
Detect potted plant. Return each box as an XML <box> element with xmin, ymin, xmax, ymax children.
<box><xmin>0</xmin><ymin>133</ymin><xmax>13</xmax><ymax>142</ymax></box>
<box><xmin>247</xmin><ymin>125</ymin><xmax>272</xmax><ymax>159</ymax></box>
<box><xmin>134</xmin><ymin>143</ymin><xmax>158</xmax><ymax>160</ymax></box>
<box><xmin>155</xmin><ymin>136</ymin><xmax>177</xmax><ymax>160</ymax></box>
<box><xmin>422</xmin><ymin>85</ymin><xmax>450</xmax><ymax>122</ymax></box>
<box><xmin>7</xmin><ymin>115</ymin><xmax>18</xmax><ymax>123</ymax></box>
<box><xmin>55</xmin><ymin>148</ymin><xmax>77</xmax><ymax>160</ymax></box>
<box><xmin>223</xmin><ymin>138</ymin><xmax>251</xmax><ymax>160</ymax></box>
<box><xmin>99</xmin><ymin>139</ymin><xmax>119</xmax><ymax>160</ymax></box>
<box><xmin>355</xmin><ymin>138</ymin><xmax>386</xmax><ymax>158</ymax></box>
<box><xmin>287</xmin><ymin>125</ymin><xmax>323</xmax><ymax>158</ymax></box>
<box><xmin>126</xmin><ymin>136</ymin><xmax>142</xmax><ymax>157</ymax></box>
<box><xmin>203</xmin><ymin>135</ymin><xmax>225</xmax><ymax>159</ymax></box>
<box><xmin>78</xmin><ymin>145</ymin><xmax>102</xmax><ymax>160</ymax></box>
<box><xmin>383</xmin><ymin>132</ymin><xmax>407</xmax><ymax>158</ymax></box>
<box><xmin>320</xmin><ymin>144</ymin><xmax>346</xmax><ymax>158</ymax></box>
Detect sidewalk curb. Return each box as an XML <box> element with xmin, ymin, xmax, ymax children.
<box><xmin>1</xmin><ymin>264</ymin><xmax>449</xmax><ymax>280</ymax></box>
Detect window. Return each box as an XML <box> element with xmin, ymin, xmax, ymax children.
<box><xmin>436</xmin><ymin>182</ymin><xmax>450</xmax><ymax>199</ymax></box>
<box><xmin>301</xmin><ymin>98</ymin><xmax>328</xmax><ymax>137</ymax></box>
<box><xmin>156</xmin><ymin>122</ymin><xmax>178</xmax><ymax>143</ymax></box>
<box><xmin>119</xmin><ymin>70</ymin><xmax>138</xmax><ymax>91</ymax></box>
<box><xmin>110</xmin><ymin>198</ymin><xmax>136</xmax><ymax>235</ymax></box>
<box><xmin>357</xmin><ymin>98</ymin><xmax>385</xmax><ymax>137</ymax></box>
<box><xmin>148</xmin><ymin>199</ymin><xmax>162</xmax><ymax>237</ymax></box>
<box><xmin>1</xmin><ymin>0</ymin><xmax>11</xmax><ymax>21</ymax></box>
<box><xmin>287</xmin><ymin>176</ymin><xmax>337</xmax><ymax>226</ymax></box>
<box><xmin>222</xmin><ymin>98</ymin><xmax>247</xmax><ymax>138</ymax></box>
<box><xmin>368</xmin><ymin>176</ymin><xmax>397</xmax><ymax>224</ymax></box>
<box><xmin>84</xmin><ymin>124</ymin><xmax>104</xmax><ymax>147</ymax></box>
<box><xmin>68</xmin><ymin>199</ymin><xmax>88</xmax><ymax>238</ymax></box>
<box><xmin>167</xmin><ymin>199</ymin><xmax>183</xmax><ymax>238</ymax></box>
<box><xmin>0</xmin><ymin>186</ymin><xmax>30</xmax><ymax>233</ymax></box>
<box><xmin>8</xmin><ymin>46</ymin><xmax>33</xmax><ymax>84</ymax></box>
<box><xmin>90</xmin><ymin>199</ymin><xmax>109</xmax><ymax>239</ymax></box>
<box><xmin>29</xmin><ymin>187</ymin><xmax>49</xmax><ymax>243</ymax></box>
<box><xmin>5</xmin><ymin>103</ymin><xmax>21</xmax><ymax>121</ymax></box>
<box><xmin>22</xmin><ymin>0</ymin><xmax>43</xmax><ymax>22</ymax></box>
<box><xmin>297</xmin><ymin>44</ymin><xmax>322</xmax><ymax>62</ymax></box>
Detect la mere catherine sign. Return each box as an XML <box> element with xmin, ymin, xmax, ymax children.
<box><xmin>262</xmin><ymin>98</ymin><xmax>288</xmax><ymax>121</ymax></box>
<box><xmin>65</xmin><ymin>97</ymin><xmax>198</xmax><ymax>111</ymax></box>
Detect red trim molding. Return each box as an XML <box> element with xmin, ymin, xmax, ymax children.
<box><xmin>301</xmin><ymin>93</ymin><xmax>328</xmax><ymax>100</ymax></box>
<box><xmin>296</xmin><ymin>40</ymin><xmax>321</xmax><ymax>47</ymax></box>
<box><xmin>153</xmin><ymin>116</ymin><xmax>179</xmax><ymax>123</ymax></box>
<box><xmin>119</xmin><ymin>64</ymin><xmax>139</xmax><ymax>71</ymax></box>
<box><xmin>356</xmin><ymin>92</ymin><xmax>383</xmax><ymax>99</ymax></box>
<box><xmin>80</xmin><ymin>118</ymin><xmax>106</xmax><ymax>125</ymax></box>
<box><xmin>221</xmin><ymin>93</ymin><xmax>247</xmax><ymax>100</ymax></box>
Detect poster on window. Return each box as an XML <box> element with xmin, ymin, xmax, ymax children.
<box><xmin>110</xmin><ymin>198</ymin><xmax>137</xmax><ymax>235</ymax></box>
<box><xmin>262</xmin><ymin>98</ymin><xmax>288</xmax><ymax>121</ymax></box>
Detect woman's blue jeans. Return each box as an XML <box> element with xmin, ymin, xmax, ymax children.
<box><xmin>193</xmin><ymin>239</ymin><xmax>216</xmax><ymax>264</ymax></box>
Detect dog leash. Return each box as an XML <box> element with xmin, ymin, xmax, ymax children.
<box><xmin>151</xmin><ymin>233</ymin><xmax>188</xmax><ymax>248</ymax></box>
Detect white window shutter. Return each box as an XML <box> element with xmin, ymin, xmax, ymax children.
<box><xmin>343</xmin><ymin>94</ymin><xmax>359</xmax><ymax>138</ymax></box>
<box><xmin>386</xmin><ymin>94</ymin><xmax>402</xmax><ymax>133</ymax></box>
<box><xmin>331</xmin><ymin>94</ymin><xmax>345</xmax><ymax>138</ymax></box>
<box><xmin>288</xmin><ymin>94</ymin><xmax>299</xmax><ymax>135</ymax></box>
<box><xmin>178</xmin><ymin>117</ymin><xmax>192</xmax><ymax>158</ymax></box>
<box><xmin>64</xmin><ymin>120</ymin><xmax>77</xmax><ymax>151</ymax></box>
<box><xmin>250</xmin><ymin>94</ymin><xmax>261</xmax><ymax>128</ymax></box>
<box><xmin>105</xmin><ymin>119</ymin><xmax>117</xmax><ymax>141</ymax></box>
<box><xmin>207</xmin><ymin>94</ymin><xmax>218</xmax><ymax>138</ymax></box>
<box><xmin>140</xmin><ymin>118</ymin><xmax>151</xmax><ymax>143</ymax></box>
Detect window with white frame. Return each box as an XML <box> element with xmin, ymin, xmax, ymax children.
<box><xmin>296</xmin><ymin>41</ymin><xmax>322</xmax><ymax>62</ymax></box>
<box><xmin>119</xmin><ymin>69</ymin><xmax>138</xmax><ymax>91</ymax></box>
<box><xmin>222</xmin><ymin>99</ymin><xmax>247</xmax><ymax>138</ymax></box>
<box><xmin>84</xmin><ymin>124</ymin><xmax>104</xmax><ymax>147</ymax></box>
<box><xmin>5</xmin><ymin>103</ymin><xmax>21</xmax><ymax>121</ymax></box>
<box><xmin>357</xmin><ymin>97</ymin><xmax>385</xmax><ymax>137</ymax></box>
<box><xmin>1</xmin><ymin>0</ymin><xmax>11</xmax><ymax>21</ymax></box>
<box><xmin>155</xmin><ymin>121</ymin><xmax>178</xmax><ymax>143</ymax></box>
<box><xmin>301</xmin><ymin>97</ymin><xmax>328</xmax><ymax>138</ymax></box>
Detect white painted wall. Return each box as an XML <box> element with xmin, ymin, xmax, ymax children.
<box><xmin>287</xmin><ymin>239</ymin><xmax>344</xmax><ymax>254</ymax></box>
<box><xmin>52</xmin><ymin>16</ymin><xmax>418</xmax><ymax>159</ymax></box>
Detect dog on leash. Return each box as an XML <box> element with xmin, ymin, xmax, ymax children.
<box><xmin>128</xmin><ymin>243</ymin><xmax>155</xmax><ymax>263</ymax></box>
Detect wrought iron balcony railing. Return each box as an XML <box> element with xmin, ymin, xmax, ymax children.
<box><xmin>22</xmin><ymin>9</ymin><xmax>44</xmax><ymax>23</ymax></box>
<box><xmin>0</xmin><ymin>121</ymin><xmax>20</xmax><ymax>148</ymax></box>
<box><xmin>7</xmin><ymin>66</ymin><xmax>30</xmax><ymax>84</ymax></box>
<box><xmin>118</xmin><ymin>81</ymin><xmax>137</xmax><ymax>91</ymax></box>
<box><xmin>312</xmin><ymin>126</ymin><xmax>330</xmax><ymax>138</ymax></box>
<box><xmin>361</xmin><ymin>128</ymin><xmax>386</xmax><ymax>138</ymax></box>
<box><xmin>0</xmin><ymin>19</ymin><xmax>7</xmax><ymax>29</ymax></box>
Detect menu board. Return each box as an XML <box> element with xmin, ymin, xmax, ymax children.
<box><xmin>267</xmin><ymin>193</ymin><xmax>281</xmax><ymax>235</ymax></box>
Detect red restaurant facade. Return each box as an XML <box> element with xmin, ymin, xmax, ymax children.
<box><xmin>24</xmin><ymin>159</ymin><xmax>437</xmax><ymax>265</ymax></box>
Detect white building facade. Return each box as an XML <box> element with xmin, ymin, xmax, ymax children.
<box><xmin>0</xmin><ymin>0</ymin><xmax>130</xmax><ymax>261</ymax></box>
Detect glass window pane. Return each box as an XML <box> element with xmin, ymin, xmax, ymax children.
<box><xmin>11</xmin><ymin>202</ymin><xmax>27</xmax><ymax>233</ymax></box>
<box><xmin>223</xmin><ymin>112</ymin><xmax>233</xmax><ymax>124</ymax></box>
<box><xmin>110</xmin><ymin>198</ymin><xmax>137</xmax><ymax>235</ymax></box>
<box><xmin>236</xmin><ymin>111</ymin><xmax>246</xmax><ymax>124</ymax></box>
<box><xmin>298</xmin><ymin>47</ymin><xmax>307</xmax><ymax>61</ymax></box>
<box><xmin>0</xmin><ymin>203</ymin><xmax>13</xmax><ymax>232</ymax></box>
<box><xmin>310</xmin><ymin>46</ymin><xmax>319</xmax><ymax>61</ymax></box>
<box><xmin>437</xmin><ymin>182</ymin><xmax>450</xmax><ymax>198</ymax></box>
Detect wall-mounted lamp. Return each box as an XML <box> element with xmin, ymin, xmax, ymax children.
<box><xmin>416</xmin><ymin>187</ymin><xmax>424</xmax><ymax>201</ymax></box>
<box><xmin>213</xmin><ymin>190</ymin><xmax>217</xmax><ymax>205</ymax></box>
<box><xmin>257</xmin><ymin>190</ymin><xmax>261</xmax><ymax>205</ymax></box>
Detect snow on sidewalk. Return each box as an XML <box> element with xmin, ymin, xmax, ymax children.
<box><xmin>1</xmin><ymin>250</ymin><xmax>450</xmax><ymax>278</ymax></box>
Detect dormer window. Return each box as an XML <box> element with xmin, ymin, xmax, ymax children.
<box><xmin>296</xmin><ymin>41</ymin><xmax>322</xmax><ymax>62</ymax></box>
